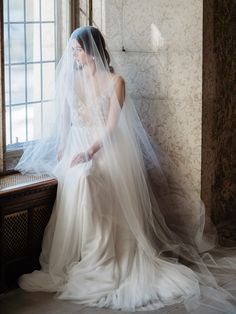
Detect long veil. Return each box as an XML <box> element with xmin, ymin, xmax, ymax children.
<box><xmin>15</xmin><ymin>26</ymin><xmax>236</xmax><ymax>313</ymax></box>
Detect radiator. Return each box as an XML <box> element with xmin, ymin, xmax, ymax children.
<box><xmin>0</xmin><ymin>174</ymin><xmax>57</xmax><ymax>292</ymax></box>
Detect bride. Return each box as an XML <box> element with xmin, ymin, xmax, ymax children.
<box><xmin>16</xmin><ymin>26</ymin><xmax>236</xmax><ymax>313</ymax></box>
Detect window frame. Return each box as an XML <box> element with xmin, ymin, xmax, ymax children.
<box><xmin>0</xmin><ymin>0</ymin><xmax>6</xmax><ymax>174</ymax></box>
<box><xmin>0</xmin><ymin>0</ymin><xmax>81</xmax><ymax>175</ymax></box>
<box><xmin>71</xmin><ymin>0</ymin><xmax>93</xmax><ymax>29</ymax></box>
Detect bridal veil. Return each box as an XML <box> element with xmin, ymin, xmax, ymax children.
<box><xmin>15</xmin><ymin>26</ymin><xmax>236</xmax><ymax>313</ymax></box>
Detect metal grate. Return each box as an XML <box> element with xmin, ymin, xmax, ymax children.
<box><xmin>3</xmin><ymin>210</ymin><xmax>28</xmax><ymax>260</ymax></box>
<box><xmin>31</xmin><ymin>205</ymin><xmax>52</xmax><ymax>250</ymax></box>
<box><xmin>3</xmin><ymin>0</ymin><xmax>56</xmax><ymax>148</ymax></box>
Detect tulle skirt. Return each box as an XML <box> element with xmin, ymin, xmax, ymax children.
<box><xmin>18</xmin><ymin>125</ymin><xmax>236</xmax><ymax>313</ymax></box>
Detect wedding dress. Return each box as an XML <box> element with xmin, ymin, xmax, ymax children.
<box><xmin>15</xmin><ymin>26</ymin><xmax>236</xmax><ymax>313</ymax></box>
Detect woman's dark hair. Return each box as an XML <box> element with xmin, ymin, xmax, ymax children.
<box><xmin>72</xmin><ymin>26</ymin><xmax>114</xmax><ymax>73</ymax></box>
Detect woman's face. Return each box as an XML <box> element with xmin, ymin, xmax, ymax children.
<box><xmin>72</xmin><ymin>39</ymin><xmax>87</xmax><ymax>65</ymax></box>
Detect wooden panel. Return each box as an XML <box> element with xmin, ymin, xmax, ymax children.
<box><xmin>71</xmin><ymin>0</ymin><xmax>81</xmax><ymax>31</ymax></box>
<box><xmin>202</xmin><ymin>0</ymin><xmax>215</xmax><ymax>217</ymax></box>
<box><xmin>202</xmin><ymin>0</ymin><xmax>236</xmax><ymax>245</ymax></box>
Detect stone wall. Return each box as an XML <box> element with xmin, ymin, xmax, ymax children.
<box><xmin>103</xmin><ymin>0</ymin><xmax>203</xmax><ymax>192</ymax></box>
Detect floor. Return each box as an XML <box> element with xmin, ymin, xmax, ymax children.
<box><xmin>0</xmin><ymin>288</ymin><xmax>187</xmax><ymax>314</ymax></box>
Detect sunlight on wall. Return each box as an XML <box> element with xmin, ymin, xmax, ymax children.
<box><xmin>151</xmin><ymin>23</ymin><xmax>164</xmax><ymax>50</ymax></box>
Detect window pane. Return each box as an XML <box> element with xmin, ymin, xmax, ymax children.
<box><xmin>9</xmin><ymin>0</ymin><xmax>24</xmax><ymax>22</ymax></box>
<box><xmin>11</xmin><ymin>65</ymin><xmax>25</xmax><ymax>104</ymax></box>
<box><xmin>4</xmin><ymin>66</ymin><xmax>9</xmax><ymax>106</ymax></box>
<box><xmin>10</xmin><ymin>23</ymin><xmax>25</xmax><ymax>63</ymax></box>
<box><xmin>11</xmin><ymin>105</ymin><xmax>26</xmax><ymax>144</ymax></box>
<box><xmin>27</xmin><ymin>64</ymin><xmax>41</xmax><ymax>102</ymax></box>
<box><xmin>28</xmin><ymin>103</ymin><xmax>42</xmax><ymax>141</ymax></box>
<box><xmin>26</xmin><ymin>0</ymin><xmax>40</xmax><ymax>22</ymax></box>
<box><xmin>4</xmin><ymin>0</ymin><xmax>8</xmax><ymax>23</ymax></box>
<box><xmin>42</xmin><ymin>101</ymin><xmax>54</xmax><ymax>136</ymax></box>
<box><xmin>80</xmin><ymin>0</ymin><xmax>89</xmax><ymax>26</ymax></box>
<box><xmin>5</xmin><ymin>106</ymin><xmax>11</xmax><ymax>145</ymax></box>
<box><xmin>26</xmin><ymin>24</ymin><xmax>41</xmax><ymax>62</ymax></box>
<box><xmin>80</xmin><ymin>0</ymin><xmax>87</xmax><ymax>12</ymax></box>
<box><xmin>42</xmin><ymin>23</ymin><xmax>55</xmax><ymax>61</ymax></box>
<box><xmin>41</xmin><ymin>0</ymin><xmax>54</xmax><ymax>21</ymax></box>
<box><xmin>4</xmin><ymin>26</ymin><xmax>9</xmax><ymax>64</ymax></box>
<box><xmin>80</xmin><ymin>12</ymin><xmax>87</xmax><ymax>27</ymax></box>
<box><xmin>42</xmin><ymin>63</ymin><xmax>55</xmax><ymax>100</ymax></box>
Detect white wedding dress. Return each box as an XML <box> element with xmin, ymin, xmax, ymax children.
<box><xmin>17</xmin><ymin>26</ymin><xmax>236</xmax><ymax>313</ymax></box>
<box><xmin>18</xmin><ymin>85</ymin><xmax>199</xmax><ymax>310</ymax></box>
<box><xmin>17</xmin><ymin>84</ymin><xmax>236</xmax><ymax>313</ymax></box>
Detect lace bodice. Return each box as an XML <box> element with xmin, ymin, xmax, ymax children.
<box><xmin>70</xmin><ymin>86</ymin><xmax>112</xmax><ymax>128</ymax></box>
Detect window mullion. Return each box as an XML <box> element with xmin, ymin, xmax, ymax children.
<box><xmin>70</xmin><ymin>0</ymin><xmax>80</xmax><ymax>31</ymax></box>
<box><xmin>23</xmin><ymin>0</ymin><xmax>28</xmax><ymax>142</ymax></box>
<box><xmin>7</xmin><ymin>0</ymin><xmax>12</xmax><ymax>145</ymax></box>
<box><xmin>39</xmin><ymin>0</ymin><xmax>43</xmax><ymax>137</ymax></box>
<box><xmin>89</xmin><ymin>0</ymin><xmax>93</xmax><ymax>26</ymax></box>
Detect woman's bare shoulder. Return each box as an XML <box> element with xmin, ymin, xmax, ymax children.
<box><xmin>110</xmin><ymin>74</ymin><xmax>125</xmax><ymax>105</ymax></box>
<box><xmin>111</xmin><ymin>73</ymin><xmax>125</xmax><ymax>86</ymax></box>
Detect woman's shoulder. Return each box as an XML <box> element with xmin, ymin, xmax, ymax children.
<box><xmin>111</xmin><ymin>73</ymin><xmax>125</xmax><ymax>86</ymax></box>
<box><xmin>110</xmin><ymin>74</ymin><xmax>125</xmax><ymax>104</ymax></box>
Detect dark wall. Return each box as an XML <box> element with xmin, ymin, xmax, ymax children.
<box><xmin>202</xmin><ymin>0</ymin><xmax>236</xmax><ymax>244</ymax></box>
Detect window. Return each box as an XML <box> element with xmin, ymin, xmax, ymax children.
<box><xmin>1</xmin><ymin>0</ymin><xmax>71</xmax><ymax>172</ymax></box>
<box><xmin>0</xmin><ymin>0</ymin><xmax>100</xmax><ymax>173</ymax></box>
<box><xmin>71</xmin><ymin>0</ymin><xmax>93</xmax><ymax>30</ymax></box>
<box><xmin>79</xmin><ymin>0</ymin><xmax>93</xmax><ymax>26</ymax></box>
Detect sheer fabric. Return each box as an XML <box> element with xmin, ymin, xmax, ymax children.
<box><xmin>16</xmin><ymin>26</ymin><xmax>236</xmax><ymax>313</ymax></box>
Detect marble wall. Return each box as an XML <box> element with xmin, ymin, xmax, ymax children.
<box><xmin>98</xmin><ymin>0</ymin><xmax>203</xmax><ymax>192</ymax></box>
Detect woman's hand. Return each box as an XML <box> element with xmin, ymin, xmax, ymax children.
<box><xmin>70</xmin><ymin>152</ymin><xmax>92</xmax><ymax>167</ymax></box>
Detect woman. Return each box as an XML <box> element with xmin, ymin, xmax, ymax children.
<box><xmin>16</xmin><ymin>26</ymin><xmax>236</xmax><ymax>313</ymax></box>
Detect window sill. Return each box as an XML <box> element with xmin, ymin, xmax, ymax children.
<box><xmin>0</xmin><ymin>173</ymin><xmax>57</xmax><ymax>194</ymax></box>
